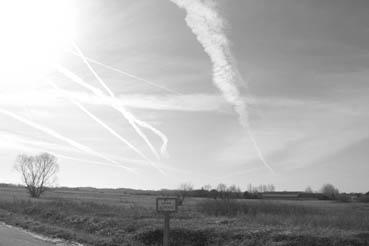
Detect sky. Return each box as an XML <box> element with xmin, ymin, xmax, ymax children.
<box><xmin>0</xmin><ymin>0</ymin><xmax>368</xmax><ymax>192</ymax></box>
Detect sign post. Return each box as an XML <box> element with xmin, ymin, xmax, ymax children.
<box><xmin>163</xmin><ymin>212</ymin><xmax>170</xmax><ymax>246</ymax></box>
<box><xmin>156</xmin><ymin>197</ymin><xmax>177</xmax><ymax>246</ymax></box>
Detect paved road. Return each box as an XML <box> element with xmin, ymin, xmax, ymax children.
<box><xmin>0</xmin><ymin>223</ymin><xmax>71</xmax><ymax>246</ymax></box>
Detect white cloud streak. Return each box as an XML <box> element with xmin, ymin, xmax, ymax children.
<box><xmin>61</xmin><ymin>44</ymin><xmax>170</xmax><ymax>161</ymax></box>
<box><xmin>0</xmin><ymin>131</ymin><xmax>151</xmax><ymax>167</ymax></box>
<box><xmin>0</xmin><ymin>132</ymin><xmax>139</xmax><ymax>170</ymax></box>
<box><xmin>0</xmin><ymin>108</ymin><xmax>135</xmax><ymax>172</ymax></box>
<box><xmin>68</xmin><ymin>50</ymin><xmax>182</xmax><ymax>95</ymax></box>
<box><xmin>2</xmin><ymin>88</ymin><xmax>365</xmax><ymax>117</ymax></box>
<box><xmin>72</xmin><ymin>45</ymin><xmax>164</xmax><ymax>160</ymax></box>
<box><xmin>170</xmin><ymin>0</ymin><xmax>274</xmax><ymax>173</ymax></box>
<box><xmin>50</xmin><ymin>81</ymin><xmax>164</xmax><ymax>172</ymax></box>
<box><xmin>56</xmin><ymin>66</ymin><xmax>159</xmax><ymax>162</ymax></box>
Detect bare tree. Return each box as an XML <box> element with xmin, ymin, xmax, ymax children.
<box><xmin>305</xmin><ymin>186</ymin><xmax>314</xmax><ymax>193</ymax></box>
<box><xmin>217</xmin><ymin>183</ymin><xmax>227</xmax><ymax>200</ymax></box>
<box><xmin>227</xmin><ymin>184</ymin><xmax>242</xmax><ymax>199</ymax></box>
<box><xmin>15</xmin><ymin>153</ymin><xmax>59</xmax><ymax>198</ymax></box>
<box><xmin>201</xmin><ymin>184</ymin><xmax>212</xmax><ymax>191</ymax></box>
<box><xmin>267</xmin><ymin>184</ymin><xmax>276</xmax><ymax>192</ymax></box>
<box><xmin>247</xmin><ymin>183</ymin><xmax>253</xmax><ymax>193</ymax></box>
<box><xmin>177</xmin><ymin>182</ymin><xmax>194</xmax><ymax>205</ymax></box>
<box><xmin>320</xmin><ymin>183</ymin><xmax>339</xmax><ymax>200</ymax></box>
<box><xmin>247</xmin><ymin>183</ymin><xmax>275</xmax><ymax>193</ymax></box>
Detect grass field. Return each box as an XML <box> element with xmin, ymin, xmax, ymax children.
<box><xmin>0</xmin><ymin>186</ymin><xmax>368</xmax><ymax>246</ymax></box>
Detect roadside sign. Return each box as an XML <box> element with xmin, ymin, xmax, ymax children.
<box><xmin>156</xmin><ymin>197</ymin><xmax>178</xmax><ymax>246</ymax></box>
<box><xmin>156</xmin><ymin>197</ymin><xmax>177</xmax><ymax>213</ymax></box>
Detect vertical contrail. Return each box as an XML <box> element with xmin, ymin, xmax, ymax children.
<box><xmin>70</xmin><ymin>44</ymin><xmax>169</xmax><ymax>160</ymax></box>
<box><xmin>0</xmin><ymin>108</ymin><xmax>135</xmax><ymax>172</ymax></box>
<box><xmin>170</xmin><ymin>0</ymin><xmax>274</xmax><ymax>173</ymax></box>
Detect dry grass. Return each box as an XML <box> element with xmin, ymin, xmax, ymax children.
<box><xmin>0</xmin><ymin>186</ymin><xmax>368</xmax><ymax>245</ymax></box>
<box><xmin>196</xmin><ymin>199</ymin><xmax>369</xmax><ymax>230</ymax></box>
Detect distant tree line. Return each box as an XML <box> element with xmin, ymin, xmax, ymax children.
<box><xmin>176</xmin><ymin>183</ymin><xmax>276</xmax><ymax>202</ymax></box>
<box><xmin>9</xmin><ymin>151</ymin><xmax>369</xmax><ymax>204</ymax></box>
<box><xmin>307</xmin><ymin>183</ymin><xmax>368</xmax><ymax>202</ymax></box>
<box><xmin>175</xmin><ymin>182</ymin><xmax>369</xmax><ymax>204</ymax></box>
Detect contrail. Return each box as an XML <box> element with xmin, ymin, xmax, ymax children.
<box><xmin>0</xmin><ymin>108</ymin><xmax>135</xmax><ymax>173</ymax></box>
<box><xmin>170</xmin><ymin>0</ymin><xmax>274</xmax><ymax>173</ymax></box>
<box><xmin>56</xmin><ymin>65</ymin><xmax>105</xmax><ymax>97</ymax></box>
<box><xmin>133</xmin><ymin>118</ymin><xmax>168</xmax><ymax>156</ymax></box>
<box><xmin>57</xmin><ymin>154</ymin><xmax>140</xmax><ymax>170</ymax></box>
<box><xmin>50</xmin><ymin>81</ymin><xmax>165</xmax><ymax>173</ymax></box>
<box><xmin>69</xmin><ymin>44</ymin><xmax>169</xmax><ymax>159</ymax></box>
<box><xmin>67</xmin><ymin>50</ymin><xmax>181</xmax><ymax>95</ymax></box>
<box><xmin>0</xmin><ymin>138</ymin><xmax>124</xmax><ymax>169</ymax></box>
<box><xmin>119</xmin><ymin>110</ymin><xmax>162</xmax><ymax>160</ymax></box>
<box><xmin>55</xmin><ymin>65</ymin><xmax>166</xmax><ymax>163</ymax></box>
<box><xmin>71</xmin><ymin>44</ymin><xmax>167</xmax><ymax>159</ymax></box>
<box><xmin>72</xmin><ymin>99</ymin><xmax>166</xmax><ymax>174</ymax></box>
<box><xmin>7</xmin><ymin>131</ymin><xmax>150</xmax><ymax>167</ymax></box>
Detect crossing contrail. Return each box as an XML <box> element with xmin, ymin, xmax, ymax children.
<box><xmin>171</xmin><ymin>0</ymin><xmax>274</xmax><ymax>173</ymax></box>
<box><xmin>71</xmin><ymin>43</ymin><xmax>169</xmax><ymax>160</ymax></box>
<box><xmin>67</xmin><ymin>50</ymin><xmax>181</xmax><ymax>95</ymax></box>
<box><xmin>55</xmin><ymin>65</ymin><xmax>166</xmax><ymax>165</ymax></box>
<box><xmin>50</xmin><ymin>81</ymin><xmax>165</xmax><ymax>173</ymax></box>
<box><xmin>56</xmin><ymin>65</ymin><xmax>105</xmax><ymax>96</ymax></box>
<box><xmin>0</xmin><ymin>108</ymin><xmax>135</xmax><ymax>172</ymax></box>
<box><xmin>132</xmin><ymin>118</ymin><xmax>169</xmax><ymax>157</ymax></box>
<box><xmin>74</xmin><ymin>44</ymin><xmax>168</xmax><ymax>159</ymax></box>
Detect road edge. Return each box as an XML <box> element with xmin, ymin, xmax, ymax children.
<box><xmin>0</xmin><ymin>221</ymin><xmax>83</xmax><ymax>246</ymax></box>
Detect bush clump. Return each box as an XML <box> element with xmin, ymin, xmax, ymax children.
<box><xmin>196</xmin><ymin>199</ymin><xmax>319</xmax><ymax>217</ymax></box>
<box><xmin>358</xmin><ymin>195</ymin><xmax>369</xmax><ymax>203</ymax></box>
<box><xmin>336</xmin><ymin>194</ymin><xmax>351</xmax><ymax>203</ymax></box>
<box><xmin>136</xmin><ymin>228</ymin><xmax>211</xmax><ymax>246</ymax></box>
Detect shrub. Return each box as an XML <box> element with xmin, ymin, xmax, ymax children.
<box><xmin>336</xmin><ymin>194</ymin><xmax>351</xmax><ymax>203</ymax></box>
<box><xmin>320</xmin><ymin>184</ymin><xmax>339</xmax><ymax>200</ymax></box>
<box><xmin>358</xmin><ymin>195</ymin><xmax>369</xmax><ymax>203</ymax></box>
<box><xmin>196</xmin><ymin>199</ymin><xmax>247</xmax><ymax>216</ymax></box>
<box><xmin>243</xmin><ymin>191</ymin><xmax>262</xmax><ymax>199</ymax></box>
<box><xmin>196</xmin><ymin>199</ymin><xmax>319</xmax><ymax>217</ymax></box>
<box><xmin>136</xmin><ymin>228</ymin><xmax>211</xmax><ymax>246</ymax></box>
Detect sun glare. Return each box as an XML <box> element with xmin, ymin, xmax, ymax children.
<box><xmin>0</xmin><ymin>0</ymin><xmax>76</xmax><ymax>89</ymax></box>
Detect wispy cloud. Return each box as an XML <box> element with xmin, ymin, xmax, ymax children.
<box><xmin>170</xmin><ymin>0</ymin><xmax>247</xmax><ymax>124</ymax></box>
<box><xmin>0</xmin><ymin>108</ymin><xmax>135</xmax><ymax>172</ymax></box>
<box><xmin>3</xmin><ymin>87</ymin><xmax>366</xmax><ymax>117</ymax></box>
<box><xmin>118</xmin><ymin>93</ymin><xmax>229</xmax><ymax>112</ymax></box>
<box><xmin>0</xmin><ymin>131</ymin><xmax>149</xmax><ymax>170</ymax></box>
<box><xmin>0</xmin><ymin>88</ymin><xmax>228</xmax><ymax>112</ymax></box>
<box><xmin>217</xmin><ymin>93</ymin><xmax>369</xmax><ymax>171</ymax></box>
<box><xmin>170</xmin><ymin>0</ymin><xmax>275</xmax><ymax>172</ymax></box>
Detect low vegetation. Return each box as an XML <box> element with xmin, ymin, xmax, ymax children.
<box><xmin>0</xmin><ymin>198</ymin><xmax>157</xmax><ymax>245</ymax></box>
<box><xmin>0</xmin><ymin>186</ymin><xmax>368</xmax><ymax>245</ymax></box>
<box><xmin>358</xmin><ymin>194</ymin><xmax>369</xmax><ymax>203</ymax></box>
<box><xmin>196</xmin><ymin>199</ymin><xmax>369</xmax><ymax>231</ymax></box>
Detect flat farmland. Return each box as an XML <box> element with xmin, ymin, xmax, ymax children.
<box><xmin>0</xmin><ymin>186</ymin><xmax>368</xmax><ymax>246</ymax></box>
